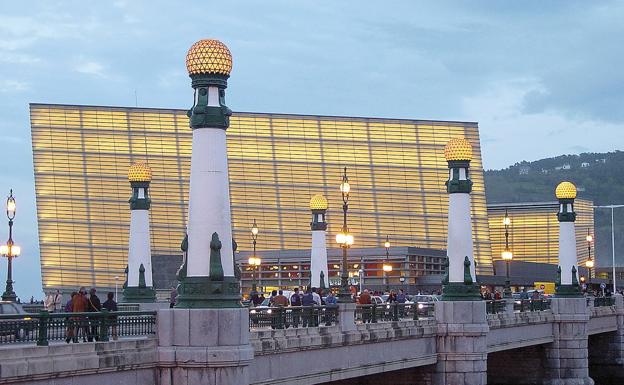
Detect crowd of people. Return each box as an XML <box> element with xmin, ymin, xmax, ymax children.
<box><xmin>43</xmin><ymin>287</ymin><xmax>119</xmax><ymax>343</ymax></box>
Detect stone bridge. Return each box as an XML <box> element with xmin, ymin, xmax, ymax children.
<box><xmin>1</xmin><ymin>296</ymin><xmax>623</xmax><ymax>385</ymax></box>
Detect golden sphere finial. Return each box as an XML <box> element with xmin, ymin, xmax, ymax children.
<box><xmin>186</xmin><ymin>39</ymin><xmax>232</xmax><ymax>76</ymax></box>
<box><xmin>309</xmin><ymin>194</ymin><xmax>328</xmax><ymax>210</ymax></box>
<box><xmin>128</xmin><ymin>161</ymin><xmax>152</xmax><ymax>182</ymax></box>
<box><xmin>444</xmin><ymin>138</ymin><xmax>473</xmax><ymax>161</ymax></box>
<box><xmin>555</xmin><ymin>181</ymin><xmax>577</xmax><ymax>199</ymax></box>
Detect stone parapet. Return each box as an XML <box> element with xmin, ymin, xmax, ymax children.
<box><xmin>0</xmin><ymin>338</ymin><xmax>157</xmax><ymax>384</ymax></box>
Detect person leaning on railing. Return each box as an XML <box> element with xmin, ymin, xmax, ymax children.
<box><xmin>301</xmin><ymin>287</ymin><xmax>316</xmax><ymax>327</ymax></box>
<box><xmin>359</xmin><ymin>289</ymin><xmax>372</xmax><ymax>323</ymax></box>
<box><xmin>289</xmin><ymin>288</ymin><xmax>302</xmax><ymax>327</ymax></box>
<box><xmin>87</xmin><ymin>288</ymin><xmax>102</xmax><ymax>342</ymax></box>
<box><xmin>65</xmin><ymin>291</ymin><xmax>77</xmax><ymax>343</ymax></box>
<box><xmin>102</xmin><ymin>292</ymin><xmax>118</xmax><ymax>340</ymax></box>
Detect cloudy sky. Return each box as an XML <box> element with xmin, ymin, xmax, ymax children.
<box><xmin>1</xmin><ymin>1</ymin><xmax>623</xmax><ymax>298</ymax></box>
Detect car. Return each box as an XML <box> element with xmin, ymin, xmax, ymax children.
<box><xmin>0</xmin><ymin>301</ymin><xmax>35</xmax><ymax>341</ymax></box>
<box><xmin>409</xmin><ymin>295</ymin><xmax>439</xmax><ymax>315</ymax></box>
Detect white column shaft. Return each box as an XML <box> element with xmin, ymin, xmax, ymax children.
<box><xmin>187</xmin><ymin>127</ymin><xmax>234</xmax><ymax>277</ymax></box>
<box><xmin>559</xmin><ymin>221</ymin><xmax>577</xmax><ymax>285</ymax></box>
<box><xmin>128</xmin><ymin>209</ymin><xmax>152</xmax><ymax>287</ymax></box>
<box><xmin>447</xmin><ymin>193</ymin><xmax>476</xmax><ymax>282</ymax></box>
<box><xmin>310</xmin><ymin>230</ymin><xmax>329</xmax><ymax>287</ymax></box>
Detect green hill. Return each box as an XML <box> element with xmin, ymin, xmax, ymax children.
<box><xmin>484</xmin><ymin>150</ymin><xmax>624</xmax><ymax>267</ymax></box>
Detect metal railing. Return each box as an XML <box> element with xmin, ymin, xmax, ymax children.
<box><xmin>485</xmin><ymin>300</ymin><xmax>506</xmax><ymax>314</ymax></box>
<box><xmin>0</xmin><ymin>310</ymin><xmax>156</xmax><ymax>346</ymax></box>
<box><xmin>355</xmin><ymin>302</ymin><xmax>435</xmax><ymax>323</ymax></box>
<box><xmin>594</xmin><ymin>297</ymin><xmax>615</xmax><ymax>307</ymax></box>
<box><xmin>515</xmin><ymin>299</ymin><xmax>550</xmax><ymax>312</ymax></box>
<box><xmin>249</xmin><ymin>305</ymin><xmax>338</xmax><ymax>329</ymax></box>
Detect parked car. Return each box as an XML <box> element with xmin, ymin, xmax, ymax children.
<box><xmin>0</xmin><ymin>301</ymin><xmax>35</xmax><ymax>340</ymax></box>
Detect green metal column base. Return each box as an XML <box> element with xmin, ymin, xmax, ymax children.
<box><xmin>555</xmin><ymin>284</ymin><xmax>582</xmax><ymax>298</ymax></box>
<box><xmin>122</xmin><ymin>286</ymin><xmax>156</xmax><ymax>303</ymax></box>
<box><xmin>442</xmin><ymin>282</ymin><xmax>482</xmax><ymax>301</ymax></box>
<box><xmin>175</xmin><ymin>275</ymin><xmax>242</xmax><ymax>309</ymax></box>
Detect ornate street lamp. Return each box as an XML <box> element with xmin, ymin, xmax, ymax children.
<box><xmin>586</xmin><ymin>230</ymin><xmax>594</xmax><ymax>282</ymax></box>
<box><xmin>249</xmin><ymin>219</ymin><xmax>260</xmax><ymax>292</ymax></box>
<box><xmin>336</xmin><ymin>167</ymin><xmax>354</xmax><ymax>302</ymax></box>
<box><xmin>501</xmin><ymin>209</ymin><xmax>513</xmax><ymax>298</ymax></box>
<box><xmin>383</xmin><ymin>235</ymin><xmax>392</xmax><ymax>292</ymax></box>
<box><xmin>1</xmin><ymin>190</ymin><xmax>20</xmax><ymax>302</ymax></box>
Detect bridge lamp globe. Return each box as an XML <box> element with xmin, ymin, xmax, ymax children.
<box><xmin>586</xmin><ymin>259</ymin><xmax>594</xmax><ymax>269</ymax></box>
<box><xmin>501</xmin><ymin>248</ymin><xmax>513</xmax><ymax>261</ymax></box>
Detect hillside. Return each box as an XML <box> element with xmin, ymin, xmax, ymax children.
<box><xmin>484</xmin><ymin>150</ymin><xmax>624</xmax><ymax>267</ymax></box>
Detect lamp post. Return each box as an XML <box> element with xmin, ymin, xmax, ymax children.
<box><xmin>501</xmin><ymin>209</ymin><xmax>513</xmax><ymax>298</ymax></box>
<box><xmin>336</xmin><ymin>167</ymin><xmax>354</xmax><ymax>302</ymax></box>
<box><xmin>250</xmin><ymin>219</ymin><xmax>260</xmax><ymax>292</ymax></box>
<box><xmin>383</xmin><ymin>235</ymin><xmax>392</xmax><ymax>292</ymax></box>
<box><xmin>114</xmin><ymin>276</ymin><xmax>120</xmax><ymax>301</ymax></box>
<box><xmin>586</xmin><ymin>230</ymin><xmax>594</xmax><ymax>282</ymax></box>
<box><xmin>1</xmin><ymin>190</ymin><xmax>20</xmax><ymax>302</ymax></box>
<box><xmin>593</xmin><ymin>204</ymin><xmax>624</xmax><ymax>294</ymax></box>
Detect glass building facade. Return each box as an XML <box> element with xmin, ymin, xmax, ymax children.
<box><xmin>30</xmin><ymin>103</ymin><xmax>492</xmax><ymax>292</ymax></box>
<box><xmin>487</xmin><ymin>200</ymin><xmax>594</xmax><ymax>266</ymax></box>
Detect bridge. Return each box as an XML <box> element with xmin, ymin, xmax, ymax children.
<box><xmin>0</xmin><ymin>296</ymin><xmax>622</xmax><ymax>384</ymax></box>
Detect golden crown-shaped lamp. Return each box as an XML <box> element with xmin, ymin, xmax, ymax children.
<box><xmin>186</xmin><ymin>39</ymin><xmax>232</xmax><ymax>76</ymax></box>
<box><xmin>555</xmin><ymin>181</ymin><xmax>577</xmax><ymax>199</ymax></box>
<box><xmin>444</xmin><ymin>138</ymin><xmax>473</xmax><ymax>161</ymax></box>
<box><xmin>128</xmin><ymin>161</ymin><xmax>152</xmax><ymax>182</ymax></box>
<box><xmin>309</xmin><ymin>194</ymin><xmax>329</xmax><ymax>210</ymax></box>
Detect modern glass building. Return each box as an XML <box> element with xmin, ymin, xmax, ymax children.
<box><xmin>30</xmin><ymin>103</ymin><xmax>492</xmax><ymax>292</ymax></box>
<box><xmin>487</xmin><ymin>200</ymin><xmax>594</xmax><ymax>266</ymax></box>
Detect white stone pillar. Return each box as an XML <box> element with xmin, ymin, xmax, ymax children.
<box><xmin>124</xmin><ymin>162</ymin><xmax>155</xmax><ymax>302</ymax></box>
<box><xmin>441</xmin><ymin>138</ymin><xmax>480</xmax><ymax>300</ymax></box>
<box><xmin>176</xmin><ymin>39</ymin><xmax>241</xmax><ymax>308</ymax></box>
<box><xmin>555</xmin><ymin>181</ymin><xmax>582</xmax><ymax>296</ymax></box>
<box><xmin>309</xmin><ymin>194</ymin><xmax>329</xmax><ymax>288</ymax></box>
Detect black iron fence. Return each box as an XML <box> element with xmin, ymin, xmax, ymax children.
<box><xmin>594</xmin><ymin>297</ymin><xmax>616</xmax><ymax>307</ymax></box>
<box><xmin>355</xmin><ymin>302</ymin><xmax>435</xmax><ymax>323</ymax></box>
<box><xmin>485</xmin><ymin>300</ymin><xmax>506</xmax><ymax>314</ymax></box>
<box><xmin>514</xmin><ymin>299</ymin><xmax>550</xmax><ymax>312</ymax></box>
<box><xmin>249</xmin><ymin>305</ymin><xmax>338</xmax><ymax>330</ymax></box>
<box><xmin>0</xmin><ymin>310</ymin><xmax>156</xmax><ymax>346</ymax></box>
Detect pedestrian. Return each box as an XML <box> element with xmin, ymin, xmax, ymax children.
<box><xmin>87</xmin><ymin>288</ymin><xmax>102</xmax><ymax>342</ymax></box>
<box><xmin>359</xmin><ymin>289</ymin><xmax>372</xmax><ymax>323</ymax></box>
<box><xmin>268</xmin><ymin>290</ymin><xmax>278</xmax><ymax>306</ymax></box>
<box><xmin>65</xmin><ymin>291</ymin><xmax>77</xmax><ymax>343</ymax></box>
<box><xmin>325</xmin><ymin>291</ymin><xmax>337</xmax><ymax>305</ymax></box>
<box><xmin>387</xmin><ymin>290</ymin><xmax>397</xmax><ymax>303</ymax></box>
<box><xmin>311</xmin><ymin>287</ymin><xmax>321</xmax><ymax>306</ymax></box>
<box><xmin>169</xmin><ymin>287</ymin><xmax>177</xmax><ymax>308</ymax></box>
<box><xmin>301</xmin><ymin>287</ymin><xmax>316</xmax><ymax>327</ymax></box>
<box><xmin>290</xmin><ymin>287</ymin><xmax>302</xmax><ymax>327</ymax></box>
<box><xmin>271</xmin><ymin>290</ymin><xmax>289</xmax><ymax>329</ymax></box>
<box><xmin>102</xmin><ymin>292</ymin><xmax>118</xmax><ymax>340</ymax></box>
<box><xmin>72</xmin><ymin>287</ymin><xmax>88</xmax><ymax>342</ymax></box>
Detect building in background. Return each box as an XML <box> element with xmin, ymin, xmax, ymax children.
<box><xmin>30</xmin><ymin>103</ymin><xmax>492</xmax><ymax>293</ymax></box>
<box><xmin>487</xmin><ymin>200</ymin><xmax>594</xmax><ymax>267</ymax></box>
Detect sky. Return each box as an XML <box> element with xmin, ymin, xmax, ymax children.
<box><xmin>1</xmin><ymin>1</ymin><xmax>623</xmax><ymax>298</ymax></box>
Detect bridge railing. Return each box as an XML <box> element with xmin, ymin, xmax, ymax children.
<box><xmin>486</xmin><ymin>299</ymin><xmax>551</xmax><ymax>314</ymax></box>
<box><xmin>515</xmin><ymin>299</ymin><xmax>550</xmax><ymax>312</ymax></box>
<box><xmin>594</xmin><ymin>297</ymin><xmax>615</xmax><ymax>307</ymax></box>
<box><xmin>355</xmin><ymin>302</ymin><xmax>435</xmax><ymax>323</ymax></box>
<box><xmin>0</xmin><ymin>310</ymin><xmax>156</xmax><ymax>346</ymax></box>
<box><xmin>249</xmin><ymin>305</ymin><xmax>338</xmax><ymax>330</ymax></box>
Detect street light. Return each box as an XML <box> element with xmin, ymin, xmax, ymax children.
<box><xmin>250</xmin><ymin>219</ymin><xmax>260</xmax><ymax>292</ymax></box>
<box><xmin>1</xmin><ymin>190</ymin><xmax>19</xmax><ymax>302</ymax></box>
<box><xmin>336</xmin><ymin>167</ymin><xmax>353</xmax><ymax>302</ymax></box>
<box><xmin>382</xmin><ymin>235</ymin><xmax>392</xmax><ymax>292</ymax></box>
<box><xmin>586</xmin><ymin>230</ymin><xmax>594</xmax><ymax>282</ymax></box>
<box><xmin>593</xmin><ymin>204</ymin><xmax>624</xmax><ymax>294</ymax></box>
<box><xmin>502</xmin><ymin>209</ymin><xmax>513</xmax><ymax>298</ymax></box>
<box><xmin>114</xmin><ymin>276</ymin><xmax>120</xmax><ymax>301</ymax></box>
